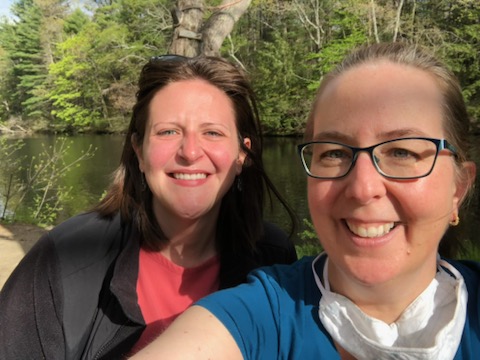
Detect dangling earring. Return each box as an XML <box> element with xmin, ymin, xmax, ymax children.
<box><xmin>141</xmin><ymin>172</ymin><xmax>147</xmax><ymax>191</ymax></box>
<box><xmin>236</xmin><ymin>176</ymin><xmax>243</xmax><ymax>192</ymax></box>
<box><xmin>450</xmin><ymin>214</ymin><xmax>460</xmax><ymax>226</ymax></box>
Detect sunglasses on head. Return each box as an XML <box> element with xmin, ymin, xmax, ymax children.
<box><xmin>150</xmin><ymin>54</ymin><xmax>189</xmax><ymax>63</ymax></box>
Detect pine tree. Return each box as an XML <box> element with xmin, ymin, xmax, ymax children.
<box><xmin>6</xmin><ymin>0</ymin><xmax>47</xmax><ymax>119</ymax></box>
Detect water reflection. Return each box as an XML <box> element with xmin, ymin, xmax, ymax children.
<box><xmin>262</xmin><ymin>137</ymin><xmax>309</xmax><ymax>239</ymax></box>
<box><xmin>0</xmin><ymin>134</ymin><xmax>479</xmax><ymax>248</ymax></box>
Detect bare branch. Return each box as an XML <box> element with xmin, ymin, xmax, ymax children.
<box><xmin>393</xmin><ymin>0</ymin><xmax>405</xmax><ymax>42</ymax></box>
<box><xmin>370</xmin><ymin>0</ymin><xmax>379</xmax><ymax>43</ymax></box>
<box><xmin>292</xmin><ymin>0</ymin><xmax>324</xmax><ymax>50</ymax></box>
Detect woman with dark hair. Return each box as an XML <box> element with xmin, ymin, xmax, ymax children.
<box><xmin>0</xmin><ymin>56</ymin><xmax>297</xmax><ymax>359</ymax></box>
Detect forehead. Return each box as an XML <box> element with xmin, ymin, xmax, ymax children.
<box><xmin>312</xmin><ymin>61</ymin><xmax>446</xmax><ymax>142</ymax></box>
<box><xmin>149</xmin><ymin>79</ymin><xmax>234</xmax><ymax>116</ymax></box>
<box><xmin>145</xmin><ymin>79</ymin><xmax>238</xmax><ymax>130</ymax></box>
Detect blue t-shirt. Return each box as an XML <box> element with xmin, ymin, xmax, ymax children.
<box><xmin>196</xmin><ymin>256</ymin><xmax>480</xmax><ymax>359</ymax></box>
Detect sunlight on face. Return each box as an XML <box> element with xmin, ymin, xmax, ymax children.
<box><xmin>134</xmin><ymin>79</ymin><xmax>249</xmax><ymax>229</ymax></box>
<box><xmin>308</xmin><ymin>61</ymin><xmax>464</xmax><ymax>297</ymax></box>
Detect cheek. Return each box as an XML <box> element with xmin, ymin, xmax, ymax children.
<box><xmin>209</xmin><ymin>145</ymin><xmax>243</xmax><ymax>170</ymax></box>
<box><xmin>399</xmin><ymin>173</ymin><xmax>456</xmax><ymax>223</ymax></box>
<box><xmin>307</xmin><ymin>180</ymin><xmax>336</xmax><ymax>220</ymax></box>
<box><xmin>143</xmin><ymin>144</ymin><xmax>171</xmax><ymax>170</ymax></box>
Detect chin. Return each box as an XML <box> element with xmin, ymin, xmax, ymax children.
<box><xmin>341</xmin><ymin>255</ymin><xmax>402</xmax><ymax>286</ymax></box>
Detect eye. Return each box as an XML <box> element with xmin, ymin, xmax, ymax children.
<box><xmin>311</xmin><ymin>145</ymin><xmax>352</xmax><ymax>166</ymax></box>
<box><xmin>156</xmin><ymin>129</ymin><xmax>177</xmax><ymax>136</ymax></box>
<box><xmin>393</xmin><ymin>148</ymin><xmax>414</xmax><ymax>158</ymax></box>
<box><xmin>205</xmin><ymin>130</ymin><xmax>222</xmax><ymax>137</ymax></box>
<box><xmin>321</xmin><ymin>149</ymin><xmax>349</xmax><ymax>159</ymax></box>
<box><xmin>385</xmin><ymin>147</ymin><xmax>419</xmax><ymax>160</ymax></box>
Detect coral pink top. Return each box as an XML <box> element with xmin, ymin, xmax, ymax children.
<box><xmin>131</xmin><ymin>247</ymin><xmax>220</xmax><ymax>353</ymax></box>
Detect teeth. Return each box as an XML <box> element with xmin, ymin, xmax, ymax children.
<box><xmin>174</xmin><ymin>173</ymin><xmax>207</xmax><ymax>180</ymax></box>
<box><xmin>346</xmin><ymin>221</ymin><xmax>395</xmax><ymax>238</ymax></box>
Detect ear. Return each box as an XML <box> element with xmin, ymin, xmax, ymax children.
<box><xmin>453</xmin><ymin>161</ymin><xmax>476</xmax><ymax>209</ymax></box>
<box><xmin>131</xmin><ymin>133</ymin><xmax>145</xmax><ymax>172</ymax></box>
<box><xmin>236</xmin><ymin>137</ymin><xmax>251</xmax><ymax>175</ymax></box>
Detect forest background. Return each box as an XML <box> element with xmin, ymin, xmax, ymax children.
<box><xmin>0</xmin><ymin>0</ymin><xmax>479</xmax><ymax>261</ymax></box>
<box><xmin>0</xmin><ymin>0</ymin><xmax>479</xmax><ymax>136</ymax></box>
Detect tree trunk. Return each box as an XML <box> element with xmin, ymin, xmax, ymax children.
<box><xmin>169</xmin><ymin>0</ymin><xmax>205</xmax><ymax>56</ymax></box>
<box><xmin>169</xmin><ymin>0</ymin><xmax>251</xmax><ymax>57</ymax></box>
<box><xmin>201</xmin><ymin>0</ymin><xmax>252</xmax><ymax>56</ymax></box>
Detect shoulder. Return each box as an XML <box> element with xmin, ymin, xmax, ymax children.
<box><xmin>196</xmin><ymin>256</ymin><xmax>323</xmax><ymax>359</ymax></box>
<box><xmin>253</xmin><ymin>256</ymin><xmax>316</xmax><ymax>291</ymax></box>
<box><xmin>49</xmin><ymin>211</ymin><xmax>123</xmax><ymax>243</ymax></box>
<box><xmin>447</xmin><ymin>259</ymin><xmax>480</xmax><ymax>358</ymax></box>
<box><xmin>49</xmin><ymin>211</ymin><xmax>128</xmax><ymax>256</ymax></box>
<box><xmin>445</xmin><ymin>259</ymin><xmax>480</xmax><ymax>311</ymax></box>
<box><xmin>213</xmin><ymin>257</ymin><xmax>317</xmax><ymax>307</ymax></box>
<box><xmin>46</xmin><ymin>211</ymin><xmax>134</xmax><ymax>277</ymax></box>
<box><xmin>445</xmin><ymin>259</ymin><xmax>480</xmax><ymax>286</ymax></box>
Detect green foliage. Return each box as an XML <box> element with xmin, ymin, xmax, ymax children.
<box><xmin>295</xmin><ymin>242</ymin><xmax>322</xmax><ymax>259</ymax></box>
<box><xmin>252</xmin><ymin>32</ymin><xmax>310</xmax><ymax>135</ymax></box>
<box><xmin>305</xmin><ymin>3</ymin><xmax>369</xmax><ymax>91</ymax></box>
<box><xmin>0</xmin><ymin>137</ymin><xmax>25</xmax><ymax>220</ymax></box>
<box><xmin>460</xmin><ymin>242</ymin><xmax>480</xmax><ymax>262</ymax></box>
<box><xmin>0</xmin><ymin>137</ymin><xmax>96</xmax><ymax>226</ymax></box>
<box><xmin>3</xmin><ymin>0</ymin><xmax>46</xmax><ymax>118</ymax></box>
<box><xmin>433</xmin><ymin>1</ymin><xmax>480</xmax><ymax>124</ymax></box>
<box><xmin>298</xmin><ymin>218</ymin><xmax>317</xmax><ymax>242</ymax></box>
<box><xmin>63</xmin><ymin>8</ymin><xmax>90</xmax><ymax>35</ymax></box>
<box><xmin>295</xmin><ymin>218</ymin><xmax>322</xmax><ymax>258</ymax></box>
<box><xmin>0</xmin><ymin>0</ymin><xmax>479</xmax><ymax>132</ymax></box>
<box><xmin>47</xmin><ymin>0</ymin><xmax>172</xmax><ymax>131</ymax></box>
<box><xmin>49</xmin><ymin>30</ymin><xmax>104</xmax><ymax>128</ymax></box>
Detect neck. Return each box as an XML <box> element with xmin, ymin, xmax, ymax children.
<box><xmin>327</xmin><ymin>258</ymin><xmax>437</xmax><ymax>324</ymax></box>
<box><xmin>154</xmin><ymin>207</ymin><xmax>219</xmax><ymax>268</ymax></box>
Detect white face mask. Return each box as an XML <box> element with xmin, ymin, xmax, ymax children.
<box><xmin>313</xmin><ymin>254</ymin><xmax>467</xmax><ymax>360</ymax></box>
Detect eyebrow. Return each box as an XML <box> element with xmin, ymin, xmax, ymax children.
<box><xmin>311</xmin><ymin>128</ymin><xmax>431</xmax><ymax>143</ymax></box>
<box><xmin>151</xmin><ymin>121</ymin><xmax>230</xmax><ymax>130</ymax></box>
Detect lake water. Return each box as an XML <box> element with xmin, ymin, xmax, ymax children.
<box><xmin>1</xmin><ymin>134</ymin><xmax>479</xmax><ymax>247</ymax></box>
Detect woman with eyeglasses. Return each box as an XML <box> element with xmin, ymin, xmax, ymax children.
<box><xmin>0</xmin><ymin>56</ymin><xmax>297</xmax><ymax>359</ymax></box>
<box><xmin>131</xmin><ymin>42</ymin><xmax>478</xmax><ymax>360</ymax></box>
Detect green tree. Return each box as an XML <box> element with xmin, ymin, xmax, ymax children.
<box><xmin>1</xmin><ymin>0</ymin><xmax>479</xmax><ymax>133</ymax></box>
<box><xmin>0</xmin><ymin>0</ymin><xmax>66</xmax><ymax>124</ymax></box>
<box><xmin>432</xmin><ymin>1</ymin><xmax>480</xmax><ymax>123</ymax></box>
<box><xmin>49</xmin><ymin>29</ymin><xmax>105</xmax><ymax>129</ymax></box>
<box><xmin>49</xmin><ymin>0</ymin><xmax>173</xmax><ymax>131</ymax></box>
<box><xmin>4</xmin><ymin>0</ymin><xmax>46</xmax><ymax>118</ymax></box>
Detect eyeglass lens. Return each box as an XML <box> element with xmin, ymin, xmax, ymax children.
<box><xmin>301</xmin><ymin>138</ymin><xmax>441</xmax><ymax>179</ymax></box>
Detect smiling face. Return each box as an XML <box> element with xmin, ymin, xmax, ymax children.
<box><xmin>308</xmin><ymin>61</ymin><xmax>470</xmax><ymax>296</ymax></box>
<box><xmin>134</xmin><ymin>79</ymin><xmax>249</xmax><ymax>226</ymax></box>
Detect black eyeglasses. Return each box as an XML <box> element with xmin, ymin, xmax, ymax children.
<box><xmin>297</xmin><ymin>137</ymin><xmax>457</xmax><ymax>180</ymax></box>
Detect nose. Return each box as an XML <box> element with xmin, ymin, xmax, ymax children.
<box><xmin>343</xmin><ymin>152</ymin><xmax>387</xmax><ymax>203</ymax></box>
<box><xmin>178</xmin><ymin>133</ymin><xmax>203</xmax><ymax>162</ymax></box>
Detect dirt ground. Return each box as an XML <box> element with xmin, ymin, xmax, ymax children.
<box><xmin>0</xmin><ymin>222</ymin><xmax>47</xmax><ymax>290</ymax></box>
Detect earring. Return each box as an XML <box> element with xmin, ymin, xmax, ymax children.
<box><xmin>141</xmin><ymin>172</ymin><xmax>147</xmax><ymax>191</ymax></box>
<box><xmin>449</xmin><ymin>214</ymin><xmax>460</xmax><ymax>226</ymax></box>
<box><xmin>236</xmin><ymin>176</ymin><xmax>242</xmax><ymax>192</ymax></box>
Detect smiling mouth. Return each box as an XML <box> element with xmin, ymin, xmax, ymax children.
<box><xmin>346</xmin><ymin>221</ymin><xmax>396</xmax><ymax>238</ymax></box>
<box><xmin>173</xmin><ymin>173</ymin><xmax>207</xmax><ymax>180</ymax></box>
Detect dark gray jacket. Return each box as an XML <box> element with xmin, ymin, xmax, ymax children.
<box><xmin>0</xmin><ymin>212</ymin><xmax>296</xmax><ymax>359</ymax></box>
